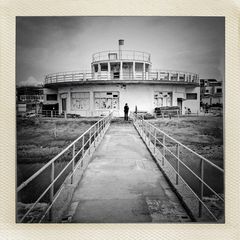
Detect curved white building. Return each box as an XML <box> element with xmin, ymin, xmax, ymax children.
<box><xmin>43</xmin><ymin>40</ymin><xmax>200</xmax><ymax>117</ymax></box>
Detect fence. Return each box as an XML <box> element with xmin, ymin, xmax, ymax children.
<box><xmin>132</xmin><ymin>114</ymin><xmax>224</xmax><ymax>222</ymax></box>
<box><xmin>17</xmin><ymin>113</ymin><xmax>112</xmax><ymax>223</ymax></box>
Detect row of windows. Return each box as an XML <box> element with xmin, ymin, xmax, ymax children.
<box><xmin>47</xmin><ymin>92</ymin><xmax>198</xmax><ymax>110</ymax></box>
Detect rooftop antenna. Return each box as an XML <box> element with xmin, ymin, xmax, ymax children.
<box><xmin>118</xmin><ymin>39</ymin><xmax>124</xmax><ymax>60</ymax></box>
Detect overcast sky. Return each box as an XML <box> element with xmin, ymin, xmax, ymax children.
<box><xmin>16</xmin><ymin>16</ymin><xmax>224</xmax><ymax>86</ymax></box>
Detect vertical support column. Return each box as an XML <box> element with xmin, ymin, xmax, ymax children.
<box><xmin>94</xmin><ymin>125</ymin><xmax>96</xmax><ymax>147</ymax></box>
<box><xmin>199</xmin><ymin>159</ymin><xmax>204</xmax><ymax>218</ymax></box>
<box><xmin>108</xmin><ymin>62</ymin><xmax>111</xmax><ymax>80</ymax></box>
<box><xmin>154</xmin><ymin>129</ymin><xmax>156</xmax><ymax>154</ymax></box>
<box><xmin>89</xmin><ymin>129</ymin><xmax>92</xmax><ymax>155</ymax></box>
<box><xmin>71</xmin><ymin>144</ymin><xmax>75</xmax><ymax>184</ymax></box>
<box><xmin>177</xmin><ymin>73</ymin><xmax>180</xmax><ymax>81</ymax></box>
<box><xmin>163</xmin><ymin>134</ymin><xmax>165</xmax><ymax>166</ymax></box>
<box><xmin>82</xmin><ymin>135</ymin><xmax>85</xmax><ymax>156</ymax></box>
<box><xmin>143</xmin><ymin>63</ymin><xmax>146</xmax><ymax>80</ymax></box>
<box><xmin>49</xmin><ymin>162</ymin><xmax>55</xmax><ymax>221</ymax></box>
<box><xmin>98</xmin><ymin>63</ymin><xmax>101</xmax><ymax>79</ymax></box>
<box><xmin>120</xmin><ymin>61</ymin><xmax>123</xmax><ymax>80</ymax></box>
<box><xmin>133</xmin><ymin>61</ymin><xmax>136</xmax><ymax>80</ymax></box>
<box><xmin>176</xmin><ymin>143</ymin><xmax>180</xmax><ymax>185</ymax></box>
<box><xmin>168</xmin><ymin>72</ymin><xmax>171</xmax><ymax>81</ymax></box>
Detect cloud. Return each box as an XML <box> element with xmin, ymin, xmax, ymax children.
<box><xmin>18</xmin><ymin>76</ymin><xmax>43</xmax><ymax>87</ymax></box>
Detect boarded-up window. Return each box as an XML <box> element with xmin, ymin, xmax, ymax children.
<box><xmin>94</xmin><ymin>91</ymin><xmax>119</xmax><ymax>110</ymax></box>
<box><xmin>71</xmin><ymin>92</ymin><xmax>90</xmax><ymax>110</ymax></box>
<box><xmin>186</xmin><ymin>93</ymin><xmax>197</xmax><ymax>100</ymax></box>
<box><xmin>154</xmin><ymin>91</ymin><xmax>172</xmax><ymax>107</ymax></box>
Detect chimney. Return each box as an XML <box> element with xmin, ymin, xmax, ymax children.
<box><xmin>118</xmin><ymin>39</ymin><xmax>124</xmax><ymax>59</ymax></box>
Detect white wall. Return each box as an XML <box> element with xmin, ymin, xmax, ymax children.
<box><xmin>50</xmin><ymin>84</ymin><xmax>200</xmax><ymax>116</ymax></box>
<box><xmin>182</xmin><ymin>87</ymin><xmax>200</xmax><ymax>114</ymax></box>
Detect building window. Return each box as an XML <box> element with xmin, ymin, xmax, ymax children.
<box><xmin>100</xmin><ymin>63</ymin><xmax>108</xmax><ymax>71</ymax></box>
<box><xmin>154</xmin><ymin>91</ymin><xmax>172</xmax><ymax>107</ymax></box>
<box><xmin>47</xmin><ymin>94</ymin><xmax>58</xmax><ymax>101</ymax></box>
<box><xmin>71</xmin><ymin>92</ymin><xmax>90</xmax><ymax>110</ymax></box>
<box><xmin>216</xmin><ymin>88</ymin><xmax>222</xmax><ymax>93</ymax></box>
<box><xmin>94</xmin><ymin>91</ymin><xmax>119</xmax><ymax>110</ymax></box>
<box><xmin>186</xmin><ymin>93</ymin><xmax>197</xmax><ymax>100</ymax></box>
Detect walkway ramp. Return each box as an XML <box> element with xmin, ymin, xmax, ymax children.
<box><xmin>65</xmin><ymin>121</ymin><xmax>191</xmax><ymax>223</ymax></box>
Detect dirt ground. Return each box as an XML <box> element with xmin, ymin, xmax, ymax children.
<box><xmin>17</xmin><ymin>117</ymin><xmax>99</xmax><ymax>164</ymax></box>
<box><xmin>149</xmin><ymin>116</ymin><xmax>223</xmax><ymax>166</ymax></box>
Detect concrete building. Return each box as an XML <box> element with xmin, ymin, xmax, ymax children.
<box><xmin>43</xmin><ymin>40</ymin><xmax>200</xmax><ymax>117</ymax></box>
<box><xmin>200</xmin><ymin>79</ymin><xmax>223</xmax><ymax>106</ymax></box>
<box><xmin>16</xmin><ymin>85</ymin><xmax>44</xmax><ymax>116</ymax></box>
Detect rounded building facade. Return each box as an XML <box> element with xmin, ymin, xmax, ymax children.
<box><xmin>43</xmin><ymin>40</ymin><xmax>200</xmax><ymax>116</ymax></box>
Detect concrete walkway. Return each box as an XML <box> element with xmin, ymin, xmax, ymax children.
<box><xmin>66</xmin><ymin>121</ymin><xmax>191</xmax><ymax>223</ymax></box>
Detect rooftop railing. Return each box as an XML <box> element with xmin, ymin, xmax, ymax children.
<box><xmin>92</xmin><ymin>50</ymin><xmax>151</xmax><ymax>62</ymax></box>
<box><xmin>45</xmin><ymin>70</ymin><xmax>199</xmax><ymax>85</ymax></box>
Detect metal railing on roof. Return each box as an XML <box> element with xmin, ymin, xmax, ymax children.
<box><xmin>45</xmin><ymin>70</ymin><xmax>199</xmax><ymax>85</ymax></box>
<box><xmin>92</xmin><ymin>50</ymin><xmax>151</xmax><ymax>62</ymax></box>
<box><xmin>132</xmin><ymin>114</ymin><xmax>224</xmax><ymax>222</ymax></box>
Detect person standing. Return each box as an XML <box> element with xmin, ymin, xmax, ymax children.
<box><xmin>124</xmin><ymin>103</ymin><xmax>129</xmax><ymax>121</ymax></box>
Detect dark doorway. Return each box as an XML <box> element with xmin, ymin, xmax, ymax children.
<box><xmin>62</xmin><ymin>98</ymin><xmax>66</xmax><ymax>113</ymax></box>
<box><xmin>177</xmin><ymin>98</ymin><xmax>182</xmax><ymax>114</ymax></box>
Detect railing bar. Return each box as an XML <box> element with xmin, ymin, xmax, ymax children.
<box><xmin>17</xmin><ymin>116</ymin><xmax>107</xmax><ymax>192</ymax></box>
<box><xmin>143</xmin><ymin>120</ymin><xmax>224</xmax><ymax>172</ymax></box>
<box><xmin>134</xmin><ymin>118</ymin><xmax>224</xmax><ymax>203</ymax></box>
<box><xmin>39</xmin><ymin>184</ymin><xmax>65</xmax><ymax>223</ymax></box>
<box><xmin>152</xmin><ymin>147</ymin><xmax>218</xmax><ymax>221</ymax></box>
<box><xmin>20</xmin><ymin>157</ymin><xmax>75</xmax><ymax>222</ymax></box>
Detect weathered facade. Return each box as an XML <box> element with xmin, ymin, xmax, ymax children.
<box><xmin>200</xmin><ymin>79</ymin><xmax>223</xmax><ymax>106</ymax></box>
<box><xmin>43</xmin><ymin>40</ymin><xmax>200</xmax><ymax>117</ymax></box>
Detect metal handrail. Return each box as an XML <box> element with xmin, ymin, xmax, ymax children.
<box><xmin>45</xmin><ymin>70</ymin><xmax>199</xmax><ymax>85</ymax></box>
<box><xmin>132</xmin><ymin>114</ymin><xmax>224</xmax><ymax>222</ymax></box>
<box><xmin>17</xmin><ymin>113</ymin><xmax>113</xmax><ymax>223</ymax></box>
<box><xmin>92</xmin><ymin>50</ymin><xmax>151</xmax><ymax>62</ymax></box>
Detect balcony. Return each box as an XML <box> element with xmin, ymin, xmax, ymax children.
<box><xmin>92</xmin><ymin>50</ymin><xmax>151</xmax><ymax>63</ymax></box>
<box><xmin>44</xmin><ymin>70</ymin><xmax>199</xmax><ymax>86</ymax></box>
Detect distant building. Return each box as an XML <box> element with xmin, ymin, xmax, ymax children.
<box><xmin>43</xmin><ymin>40</ymin><xmax>200</xmax><ymax>117</ymax></box>
<box><xmin>16</xmin><ymin>85</ymin><xmax>44</xmax><ymax>115</ymax></box>
<box><xmin>200</xmin><ymin>79</ymin><xmax>223</xmax><ymax>106</ymax></box>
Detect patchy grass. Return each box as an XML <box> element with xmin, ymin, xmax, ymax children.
<box><xmin>17</xmin><ymin>117</ymin><xmax>99</xmax><ymax>164</ymax></box>
<box><xmin>149</xmin><ymin>116</ymin><xmax>223</xmax><ymax>164</ymax></box>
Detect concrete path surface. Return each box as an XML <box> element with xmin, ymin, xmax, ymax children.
<box><xmin>66</xmin><ymin>121</ymin><xmax>191</xmax><ymax>223</ymax></box>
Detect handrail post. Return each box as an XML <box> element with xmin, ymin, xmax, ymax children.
<box><xmin>94</xmin><ymin>125</ymin><xmax>96</xmax><ymax>147</ymax></box>
<box><xmin>97</xmin><ymin>121</ymin><xmax>99</xmax><ymax>140</ymax></box>
<box><xmin>49</xmin><ymin>162</ymin><xmax>55</xmax><ymax>221</ymax></box>
<box><xmin>154</xmin><ymin>129</ymin><xmax>156</xmax><ymax>154</ymax></box>
<box><xmin>176</xmin><ymin>143</ymin><xmax>180</xmax><ymax>185</ymax></box>
<box><xmin>71</xmin><ymin>144</ymin><xmax>75</xmax><ymax>184</ymax></box>
<box><xmin>163</xmin><ymin>134</ymin><xmax>165</xmax><ymax>166</ymax></box>
<box><xmin>148</xmin><ymin>124</ymin><xmax>151</xmax><ymax>146</ymax></box>
<box><xmin>199</xmin><ymin>159</ymin><xmax>204</xmax><ymax>218</ymax></box>
<box><xmin>89</xmin><ymin>129</ymin><xmax>92</xmax><ymax>155</ymax></box>
<box><xmin>82</xmin><ymin>135</ymin><xmax>85</xmax><ymax>156</ymax></box>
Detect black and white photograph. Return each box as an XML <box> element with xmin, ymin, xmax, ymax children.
<box><xmin>16</xmin><ymin>16</ymin><xmax>224</xmax><ymax>223</ymax></box>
